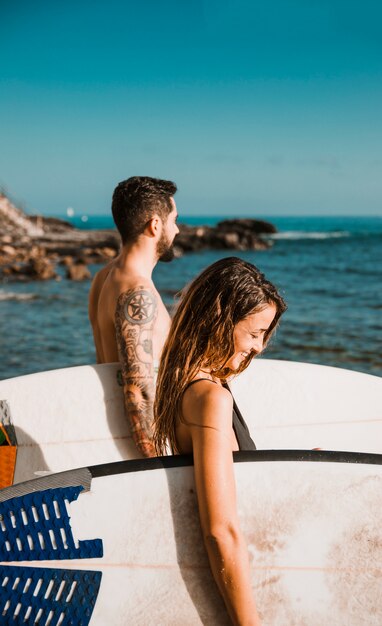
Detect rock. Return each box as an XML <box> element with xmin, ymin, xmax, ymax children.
<box><xmin>29</xmin><ymin>258</ymin><xmax>57</xmax><ymax>280</ymax></box>
<box><xmin>253</xmin><ymin>239</ymin><xmax>272</xmax><ymax>250</ymax></box>
<box><xmin>0</xmin><ymin>194</ymin><xmax>44</xmax><ymax>238</ymax></box>
<box><xmin>29</xmin><ymin>245</ymin><xmax>45</xmax><ymax>259</ymax></box>
<box><xmin>216</xmin><ymin>218</ymin><xmax>277</xmax><ymax>234</ymax></box>
<box><xmin>61</xmin><ymin>256</ymin><xmax>74</xmax><ymax>267</ymax></box>
<box><xmin>1</xmin><ymin>245</ymin><xmax>17</xmax><ymax>257</ymax></box>
<box><xmin>0</xmin><ymin>191</ymin><xmax>278</xmax><ymax>281</ymax></box>
<box><xmin>101</xmin><ymin>247</ymin><xmax>117</xmax><ymax>258</ymax></box>
<box><xmin>29</xmin><ymin>215</ymin><xmax>75</xmax><ymax>232</ymax></box>
<box><xmin>2</xmin><ymin>257</ymin><xmax>57</xmax><ymax>280</ymax></box>
<box><xmin>173</xmin><ymin>218</ymin><xmax>275</xmax><ymax>254</ymax></box>
<box><xmin>220</xmin><ymin>232</ymin><xmax>240</xmax><ymax>247</ymax></box>
<box><xmin>172</xmin><ymin>245</ymin><xmax>184</xmax><ymax>258</ymax></box>
<box><xmin>2</xmin><ymin>264</ymin><xmax>22</xmax><ymax>277</ymax></box>
<box><xmin>212</xmin><ymin>231</ymin><xmax>242</xmax><ymax>249</ymax></box>
<box><xmin>66</xmin><ymin>261</ymin><xmax>91</xmax><ymax>281</ymax></box>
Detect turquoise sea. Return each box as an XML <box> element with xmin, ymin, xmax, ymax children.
<box><xmin>1</xmin><ymin>215</ymin><xmax>381</xmax><ymax>381</ymax></box>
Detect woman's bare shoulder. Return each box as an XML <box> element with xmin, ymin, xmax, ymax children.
<box><xmin>182</xmin><ymin>380</ymin><xmax>233</xmax><ymax>429</ymax></box>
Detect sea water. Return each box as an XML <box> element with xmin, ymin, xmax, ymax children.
<box><xmin>0</xmin><ymin>216</ymin><xmax>381</xmax><ymax>380</ymax></box>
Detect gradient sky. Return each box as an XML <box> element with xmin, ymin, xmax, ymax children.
<box><xmin>1</xmin><ymin>0</ymin><xmax>381</xmax><ymax>216</ymax></box>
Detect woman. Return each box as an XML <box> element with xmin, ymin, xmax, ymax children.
<box><xmin>154</xmin><ymin>257</ymin><xmax>287</xmax><ymax>625</ymax></box>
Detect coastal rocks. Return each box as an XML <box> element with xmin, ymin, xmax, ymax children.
<box><xmin>1</xmin><ymin>245</ymin><xmax>90</xmax><ymax>282</ymax></box>
<box><xmin>100</xmin><ymin>246</ymin><xmax>117</xmax><ymax>259</ymax></box>
<box><xmin>0</xmin><ymin>235</ymin><xmax>119</xmax><ymax>282</ymax></box>
<box><xmin>2</xmin><ymin>256</ymin><xmax>57</xmax><ymax>281</ymax></box>
<box><xmin>28</xmin><ymin>257</ymin><xmax>57</xmax><ymax>280</ymax></box>
<box><xmin>174</xmin><ymin>219</ymin><xmax>274</xmax><ymax>254</ymax></box>
<box><xmin>38</xmin><ymin>232</ymin><xmax>120</xmax><ymax>263</ymax></box>
<box><xmin>1</xmin><ymin>192</ymin><xmax>277</xmax><ymax>282</ymax></box>
<box><xmin>66</xmin><ymin>260</ymin><xmax>91</xmax><ymax>281</ymax></box>
<box><xmin>1</xmin><ymin>245</ymin><xmax>17</xmax><ymax>257</ymax></box>
<box><xmin>28</xmin><ymin>215</ymin><xmax>75</xmax><ymax>233</ymax></box>
<box><xmin>217</xmin><ymin>218</ymin><xmax>276</xmax><ymax>235</ymax></box>
<box><xmin>0</xmin><ymin>243</ymin><xmax>57</xmax><ymax>281</ymax></box>
<box><xmin>0</xmin><ymin>193</ymin><xmax>44</xmax><ymax>238</ymax></box>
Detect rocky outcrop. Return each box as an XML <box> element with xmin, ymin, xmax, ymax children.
<box><xmin>2</xmin><ymin>255</ymin><xmax>57</xmax><ymax>281</ymax></box>
<box><xmin>29</xmin><ymin>215</ymin><xmax>75</xmax><ymax>233</ymax></box>
<box><xmin>66</xmin><ymin>260</ymin><xmax>91</xmax><ymax>281</ymax></box>
<box><xmin>217</xmin><ymin>218</ymin><xmax>276</xmax><ymax>234</ymax></box>
<box><xmin>0</xmin><ymin>193</ymin><xmax>44</xmax><ymax>238</ymax></box>
<box><xmin>0</xmin><ymin>195</ymin><xmax>120</xmax><ymax>280</ymax></box>
<box><xmin>0</xmin><ymin>193</ymin><xmax>277</xmax><ymax>282</ymax></box>
<box><xmin>174</xmin><ymin>219</ymin><xmax>275</xmax><ymax>254</ymax></box>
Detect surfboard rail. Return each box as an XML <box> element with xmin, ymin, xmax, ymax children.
<box><xmin>0</xmin><ymin>359</ymin><xmax>381</xmax><ymax>485</ymax></box>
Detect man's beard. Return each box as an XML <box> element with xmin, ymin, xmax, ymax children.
<box><xmin>157</xmin><ymin>233</ymin><xmax>176</xmax><ymax>263</ymax></box>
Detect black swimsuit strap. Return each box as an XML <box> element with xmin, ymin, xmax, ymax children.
<box><xmin>182</xmin><ymin>379</ymin><xmax>256</xmax><ymax>451</ymax></box>
<box><xmin>223</xmin><ymin>383</ymin><xmax>257</xmax><ymax>451</ymax></box>
<box><xmin>222</xmin><ymin>383</ymin><xmax>245</xmax><ymax>421</ymax></box>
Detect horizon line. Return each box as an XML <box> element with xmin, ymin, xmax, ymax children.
<box><xmin>51</xmin><ymin>212</ymin><xmax>382</xmax><ymax>219</ymax></box>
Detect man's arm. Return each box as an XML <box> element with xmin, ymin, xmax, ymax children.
<box><xmin>115</xmin><ymin>286</ymin><xmax>158</xmax><ymax>457</ymax></box>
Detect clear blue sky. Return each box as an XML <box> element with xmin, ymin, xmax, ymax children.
<box><xmin>1</xmin><ymin>0</ymin><xmax>381</xmax><ymax>216</ymax></box>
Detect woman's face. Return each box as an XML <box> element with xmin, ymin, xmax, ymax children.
<box><xmin>225</xmin><ymin>303</ymin><xmax>277</xmax><ymax>370</ymax></box>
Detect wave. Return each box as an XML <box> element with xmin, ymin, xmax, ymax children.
<box><xmin>265</xmin><ymin>231</ymin><xmax>351</xmax><ymax>241</ymax></box>
<box><xmin>0</xmin><ymin>291</ymin><xmax>39</xmax><ymax>302</ymax></box>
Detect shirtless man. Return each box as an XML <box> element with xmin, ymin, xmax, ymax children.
<box><xmin>88</xmin><ymin>176</ymin><xmax>179</xmax><ymax>457</ymax></box>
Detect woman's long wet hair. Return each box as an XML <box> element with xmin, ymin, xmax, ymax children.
<box><xmin>153</xmin><ymin>257</ymin><xmax>287</xmax><ymax>455</ymax></box>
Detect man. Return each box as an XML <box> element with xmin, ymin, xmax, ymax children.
<box><xmin>88</xmin><ymin>176</ymin><xmax>179</xmax><ymax>457</ymax></box>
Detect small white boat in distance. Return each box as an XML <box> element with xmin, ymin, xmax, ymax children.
<box><xmin>0</xmin><ymin>359</ymin><xmax>381</xmax><ymax>484</ymax></box>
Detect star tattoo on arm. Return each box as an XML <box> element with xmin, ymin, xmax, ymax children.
<box><xmin>115</xmin><ymin>287</ymin><xmax>158</xmax><ymax>457</ymax></box>
<box><xmin>124</xmin><ymin>291</ymin><xmax>156</xmax><ymax>324</ymax></box>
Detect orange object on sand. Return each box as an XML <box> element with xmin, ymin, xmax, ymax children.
<box><xmin>0</xmin><ymin>424</ymin><xmax>17</xmax><ymax>488</ymax></box>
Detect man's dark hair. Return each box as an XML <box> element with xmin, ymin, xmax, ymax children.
<box><xmin>111</xmin><ymin>176</ymin><xmax>177</xmax><ymax>245</ymax></box>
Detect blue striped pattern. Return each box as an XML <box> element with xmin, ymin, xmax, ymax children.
<box><xmin>0</xmin><ymin>486</ymin><xmax>103</xmax><ymax>562</ymax></box>
<box><xmin>0</xmin><ymin>564</ymin><xmax>102</xmax><ymax>625</ymax></box>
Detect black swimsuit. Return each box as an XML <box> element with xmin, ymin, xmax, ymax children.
<box><xmin>184</xmin><ymin>379</ymin><xmax>257</xmax><ymax>451</ymax></box>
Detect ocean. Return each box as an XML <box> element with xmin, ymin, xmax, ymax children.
<box><xmin>1</xmin><ymin>215</ymin><xmax>381</xmax><ymax>381</ymax></box>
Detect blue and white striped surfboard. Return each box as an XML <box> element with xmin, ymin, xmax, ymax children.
<box><xmin>1</xmin><ymin>450</ymin><xmax>382</xmax><ymax>625</ymax></box>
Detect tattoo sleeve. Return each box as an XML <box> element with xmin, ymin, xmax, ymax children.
<box><xmin>115</xmin><ymin>287</ymin><xmax>158</xmax><ymax>457</ymax></box>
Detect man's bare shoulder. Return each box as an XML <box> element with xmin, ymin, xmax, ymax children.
<box><xmin>91</xmin><ymin>261</ymin><xmax>153</xmax><ymax>304</ymax></box>
<box><xmin>115</xmin><ymin>281</ymin><xmax>158</xmax><ymax>327</ymax></box>
<box><xmin>117</xmin><ymin>273</ymin><xmax>153</xmax><ymax>292</ymax></box>
<box><xmin>89</xmin><ymin>262</ymin><xmax>114</xmax><ymax>297</ymax></box>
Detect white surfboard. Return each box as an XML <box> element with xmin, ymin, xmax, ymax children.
<box><xmin>0</xmin><ymin>451</ymin><xmax>381</xmax><ymax>625</ymax></box>
<box><xmin>230</xmin><ymin>359</ymin><xmax>382</xmax><ymax>452</ymax></box>
<box><xmin>0</xmin><ymin>359</ymin><xmax>381</xmax><ymax>484</ymax></box>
